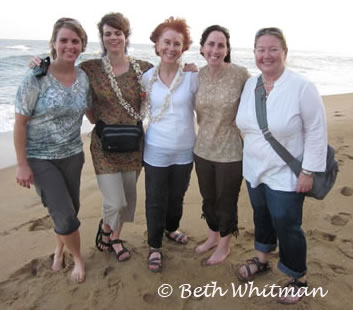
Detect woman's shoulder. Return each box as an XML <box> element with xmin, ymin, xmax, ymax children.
<box><xmin>229</xmin><ymin>63</ymin><xmax>250</xmax><ymax>78</ymax></box>
<box><xmin>134</xmin><ymin>58</ymin><xmax>153</xmax><ymax>73</ymax></box>
<box><xmin>79</xmin><ymin>58</ymin><xmax>102</xmax><ymax>71</ymax></box>
<box><xmin>76</xmin><ymin>67</ymin><xmax>90</xmax><ymax>84</ymax></box>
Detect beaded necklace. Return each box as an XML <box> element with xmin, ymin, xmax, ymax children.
<box><xmin>102</xmin><ymin>55</ymin><xmax>145</xmax><ymax>120</ymax></box>
<box><xmin>145</xmin><ymin>62</ymin><xmax>183</xmax><ymax>123</ymax></box>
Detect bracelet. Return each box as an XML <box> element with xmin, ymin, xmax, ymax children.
<box><xmin>301</xmin><ymin>169</ymin><xmax>313</xmax><ymax>176</ymax></box>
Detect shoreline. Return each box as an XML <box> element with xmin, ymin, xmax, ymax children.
<box><xmin>1</xmin><ymin>93</ymin><xmax>352</xmax><ymax>170</ymax></box>
<box><xmin>0</xmin><ymin>119</ymin><xmax>94</xmax><ymax>170</ymax></box>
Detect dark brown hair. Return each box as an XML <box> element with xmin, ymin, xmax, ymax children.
<box><xmin>98</xmin><ymin>12</ymin><xmax>131</xmax><ymax>55</ymax></box>
<box><xmin>200</xmin><ymin>25</ymin><xmax>231</xmax><ymax>63</ymax></box>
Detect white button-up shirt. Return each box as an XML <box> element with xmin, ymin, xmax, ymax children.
<box><xmin>236</xmin><ymin>69</ymin><xmax>327</xmax><ymax>191</ymax></box>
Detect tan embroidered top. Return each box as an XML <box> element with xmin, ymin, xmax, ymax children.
<box><xmin>194</xmin><ymin>63</ymin><xmax>250</xmax><ymax>162</ymax></box>
<box><xmin>80</xmin><ymin>59</ymin><xmax>153</xmax><ymax>174</ymax></box>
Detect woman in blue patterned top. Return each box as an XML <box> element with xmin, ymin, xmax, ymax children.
<box><xmin>14</xmin><ymin>18</ymin><xmax>91</xmax><ymax>283</ymax></box>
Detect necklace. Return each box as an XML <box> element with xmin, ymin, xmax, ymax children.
<box><xmin>102</xmin><ymin>55</ymin><xmax>145</xmax><ymax>120</ymax></box>
<box><xmin>145</xmin><ymin>62</ymin><xmax>183</xmax><ymax>123</ymax></box>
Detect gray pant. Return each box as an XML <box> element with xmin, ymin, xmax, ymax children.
<box><xmin>28</xmin><ymin>152</ymin><xmax>84</xmax><ymax>235</ymax></box>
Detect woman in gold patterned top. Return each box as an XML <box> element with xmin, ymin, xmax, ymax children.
<box><xmin>80</xmin><ymin>12</ymin><xmax>153</xmax><ymax>261</ymax></box>
<box><xmin>194</xmin><ymin>25</ymin><xmax>250</xmax><ymax>265</ymax></box>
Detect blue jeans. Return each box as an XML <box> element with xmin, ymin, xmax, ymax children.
<box><xmin>246</xmin><ymin>182</ymin><xmax>306</xmax><ymax>279</ymax></box>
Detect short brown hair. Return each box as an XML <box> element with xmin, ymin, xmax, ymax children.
<box><xmin>98</xmin><ymin>12</ymin><xmax>131</xmax><ymax>55</ymax></box>
<box><xmin>49</xmin><ymin>18</ymin><xmax>88</xmax><ymax>60</ymax></box>
<box><xmin>150</xmin><ymin>17</ymin><xmax>192</xmax><ymax>55</ymax></box>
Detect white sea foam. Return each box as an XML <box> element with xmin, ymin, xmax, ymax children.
<box><xmin>6</xmin><ymin>45</ymin><xmax>31</xmax><ymax>50</ymax></box>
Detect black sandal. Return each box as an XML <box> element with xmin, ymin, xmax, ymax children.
<box><xmin>95</xmin><ymin>219</ymin><xmax>111</xmax><ymax>252</ymax></box>
<box><xmin>236</xmin><ymin>256</ymin><xmax>271</xmax><ymax>282</ymax></box>
<box><xmin>147</xmin><ymin>248</ymin><xmax>163</xmax><ymax>272</ymax></box>
<box><xmin>278</xmin><ymin>279</ymin><xmax>308</xmax><ymax>304</ymax></box>
<box><xmin>110</xmin><ymin>239</ymin><xmax>131</xmax><ymax>262</ymax></box>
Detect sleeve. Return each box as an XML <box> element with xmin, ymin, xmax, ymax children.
<box><xmin>15</xmin><ymin>71</ymin><xmax>41</xmax><ymax>116</ymax></box>
<box><xmin>190</xmin><ymin>72</ymin><xmax>200</xmax><ymax>95</ymax></box>
<box><xmin>300</xmin><ymin>81</ymin><xmax>328</xmax><ymax>172</ymax></box>
<box><xmin>142</xmin><ymin>68</ymin><xmax>153</xmax><ymax>89</ymax></box>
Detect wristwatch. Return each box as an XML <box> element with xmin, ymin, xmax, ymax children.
<box><xmin>301</xmin><ymin>169</ymin><xmax>313</xmax><ymax>176</ymax></box>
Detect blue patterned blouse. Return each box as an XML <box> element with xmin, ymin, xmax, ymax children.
<box><xmin>15</xmin><ymin>68</ymin><xmax>91</xmax><ymax>159</ymax></box>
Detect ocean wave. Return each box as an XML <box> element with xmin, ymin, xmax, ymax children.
<box><xmin>5</xmin><ymin>45</ymin><xmax>31</xmax><ymax>50</ymax></box>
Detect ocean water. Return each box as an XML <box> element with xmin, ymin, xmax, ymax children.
<box><xmin>1</xmin><ymin>38</ymin><xmax>352</xmax><ymax>133</ymax></box>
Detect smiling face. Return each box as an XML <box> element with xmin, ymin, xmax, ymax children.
<box><xmin>102</xmin><ymin>24</ymin><xmax>127</xmax><ymax>55</ymax></box>
<box><xmin>200</xmin><ymin>30</ymin><xmax>228</xmax><ymax>67</ymax></box>
<box><xmin>52</xmin><ymin>27</ymin><xmax>83</xmax><ymax>63</ymax></box>
<box><xmin>254</xmin><ymin>34</ymin><xmax>287</xmax><ymax>77</ymax></box>
<box><xmin>156</xmin><ymin>28</ymin><xmax>184</xmax><ymax>64</ymax></box>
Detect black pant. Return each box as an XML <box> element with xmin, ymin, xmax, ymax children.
<box><xmin>144</xmin><ymin>162</ymin><xmax>193</xmax><ymax>248</ymax></box>
<box><xmin>194</xmin><ymin>154</ymin><xmax>242</xmax><ymax>237</ymax></box>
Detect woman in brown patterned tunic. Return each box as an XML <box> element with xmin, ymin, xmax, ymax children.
<box><xmin>80</xmin><ymin>12</ymin><xmax>152</xmax><ymax>261</ymax></box>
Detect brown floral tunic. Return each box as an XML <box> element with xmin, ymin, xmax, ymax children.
<box><xmin>80</xmin><ymin>59</ymin><xmax>153</xmax><ymax>174</ymax></box>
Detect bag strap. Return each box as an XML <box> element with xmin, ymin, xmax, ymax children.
<box><xmin>254</xmin><ymin>75</ymin><xmax>302</xmax><ymax>176</ymax></box>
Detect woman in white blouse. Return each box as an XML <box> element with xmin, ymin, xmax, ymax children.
<box><xmin>142</xmin><ymin>17</ymin><xmax>199</xmax><ymax>272</ymax></box>
<box><xmin>235</xmin><ymin>27</ymin><xmax>328</xmax><ymax>304</ymax></box>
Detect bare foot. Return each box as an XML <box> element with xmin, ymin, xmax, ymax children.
<box><xmin>70</xmin><ymin>257</ymin><xmax>85</xmax><ymax>283</ymax></box>
<box><xmin>51</xmin><ymin>253</ymin><xmax>64</xmax><ymax>272</ymax></box>
<box><xmin>204</xmin><ymin>247</ymin><xmax>230</xmax><ymax>265</ymax></box>
<box><xmin>195</xmin><ymin>239</ymin><xmax>218</xmax><ymax>254</ymax></box>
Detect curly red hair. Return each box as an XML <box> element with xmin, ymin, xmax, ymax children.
<box><xmin>150</xmin><ymin>17</ymin><xmax>192</xmax><ymax>55</ymax></box>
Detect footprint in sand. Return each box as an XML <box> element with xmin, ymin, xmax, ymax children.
<box><xmin>338</xmin><ymin>240</ymin><xmax>353</xmax><ymax>259</ymax></box>
<box><xmin>342</xmin><ymin>154</ymin><xmax>353</xmax><ymax>160</ymax></box>
<box><xmin>340</xmin><ymin>186</ymin><xmax>353</xmax><ymax>197</ymax></box>
<box><xmin>103</xmin><ymin>266</ymin><xmax>114</xmax><ymax>278</ymax></box>
<box><xmin>307</xmin><ymin>229</ymin><xmax>336</xmax><ymax>242</ymax></box>
<box><xmin>28</xmin><ymin>215</ymin><xmax>53</xmax><ymax>231</ymax></box>
<box><xmin>328</xmin><ymin>212</ymin><xmax>351</xmax><ymax>226</ymax></box>
<box><xmin>328</xmin><ymin>264</ymin><xmax>346</xmax><ymax>275</ymax></box>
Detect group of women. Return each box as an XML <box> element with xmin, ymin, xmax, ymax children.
<box><xmin>15</xmin><ymin>11</ymin><xmax>328</xmax><ymax>305</ymax></box>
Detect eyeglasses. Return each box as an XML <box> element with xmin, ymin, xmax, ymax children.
<box><xmin>255</xmin><ymin>27</ymin><xmax>284</xmax><ymax>39</ymax></box>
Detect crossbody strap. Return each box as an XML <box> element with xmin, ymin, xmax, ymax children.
<box><xmin>254</xmin><ymin>76</ymin><xmax>302</xmax><ymax>176</ymax></box>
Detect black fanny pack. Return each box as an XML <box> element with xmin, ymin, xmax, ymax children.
<box><xmin>95</xmin><ymin>120</ymin><xmax>143</xmax><ymax>153</ymax></box>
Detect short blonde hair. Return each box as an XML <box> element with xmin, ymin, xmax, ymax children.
<box><xmin>49</xmin><ymin>17</ymin><xmax>88</xmax><ymax>59</ymax></box>
<box><xmin>254</xmin><ymin>27</ymin><xmax>288</xmax><ymax>51</ymax></box>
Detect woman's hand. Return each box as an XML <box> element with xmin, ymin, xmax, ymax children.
<box><xmin>183</xmin><ymin>63</ymin><xmax>198</xmax><ymax>72</ymax></box>
<box><xmin>28</xmin><ymin>57</ymin><xmax>42</xmax><ymax>69</ymax></box>
<box><xmin>16</xmin><ymin>164</ymin><xmax>34</xmax><ymax>189</ymax></box>
<box><xmin>296</xmin><ymin>173</ymin><xmax>314</xmax><ymax>193</ymax></box>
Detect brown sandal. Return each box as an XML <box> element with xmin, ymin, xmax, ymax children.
<box><xmin>235</xmin><ymin>257</ymin><xmax>271</xmax><ymax>282</ymax></box>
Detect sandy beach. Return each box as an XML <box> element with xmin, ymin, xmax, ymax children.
<box><xmin>0</xmin><ymin>93</ymin><xmax>352</xmax><ymax>310</ymax></box>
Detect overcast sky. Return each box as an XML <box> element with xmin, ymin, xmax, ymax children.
<box><xmin>1</xmin><ymin>0</ymin><xmax>352</xmax><ymax>54</ymax></box>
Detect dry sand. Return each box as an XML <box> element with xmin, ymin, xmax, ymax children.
<box><xmin>0</xmin><ymin>93</ymin><xmax>352</xmax><ymax>309</ymax></box>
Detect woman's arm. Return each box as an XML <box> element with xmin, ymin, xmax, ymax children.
<box><xmin>14</xmin><ymin>113</ymin><xmax>33</xmax><ymax>189</ymax></box>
